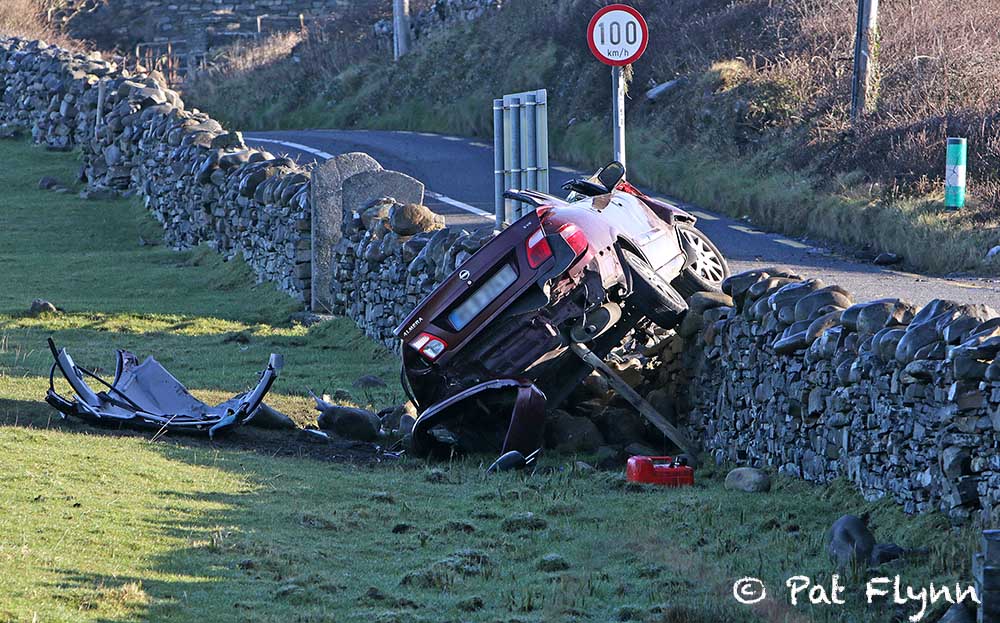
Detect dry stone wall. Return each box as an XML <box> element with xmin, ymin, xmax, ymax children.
<box><xmin>52</xmin><ymin>0</ymin><xmax>351</xmax><ymax>53</ymax></box>
<box><xmin>373</xmin><ymin>0</ymin><xmax>502</xmax><ymax>44</ymax></box>
<box><xmin>669</xmin><ymin>268</ymin><xmax>1000</xmax><ymax>527</ymax></box>
<box><xmin>0</xmin><ymin>37</ymin><xmax>313</xmax><ymax>300</ymax></box>
<box><xmin>328</xmin><ymin>197</ymin><xmax>493</xmax><ymax>349</ymax></box>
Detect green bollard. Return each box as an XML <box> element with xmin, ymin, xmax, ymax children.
<box><xmin>945</xmin><ymin>137</ymin><xmax>967</xmax><ymax>210</ymax></box>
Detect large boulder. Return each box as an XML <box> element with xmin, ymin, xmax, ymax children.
<box><xmin>317</xmin><ymin>405</ymin><xmax>382</xmax><ymax>441</ymax></box>
<box><xmin>389</xmin><ymin>203</ymin><xmax>445</xmax><ymax>236</ymax></box>
<box><xmin>725</xmin><ymin>467</ymin><xmax>771</xmax><ymax>493</ymax></box>
<box><xmin>793</xmin><ymin>286</ymin><xmax>853</xmax><ymax>322</ymax></box>
<box><xmin>544</xmin><ymin>410</ymin><xmax>604</xmax><ymax>453</ymax></box>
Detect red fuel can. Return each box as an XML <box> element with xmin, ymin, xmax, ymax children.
<box><xmin>626</xmin><ymin>456</ymin><xmax>694</xmax><ymax>487</ymax></box>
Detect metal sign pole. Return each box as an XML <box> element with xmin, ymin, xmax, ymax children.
<box><xmin>612</xmin><ymin>65</ymin><xmax>626</xmax><ymax>169</ymax></box>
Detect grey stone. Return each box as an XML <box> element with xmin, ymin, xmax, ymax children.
<box><xmin>896</xmin><ymin>319</ymin><xmax>944</xmax><ymax>364</ymax></box>
<box><xmin>725</xmin><ymin>467</ymin><xmax>771</xmax><ymax>493</ymax></box>
<box><xmin>873</xmin><ymin>252</ymin><xmax>902</xmax><ymax>265</ymax></box>
<box><xmin>828</xmin><ymin>514</ymin><xmax>875</xmax><ymax>570</ymax></box>
<box><xmin>309</xmin><ymin>152</ymin><xmax>383</xmax><ymax>312</ymax></box>
<box><xmin>941</xmin><ymin>446</ymin><xmax>971</xmax><ymax>480</ymax></box>
<box><xmin>317</xmin><ymin>405</ymin><xmax>382</xmax><ymax>441</ymax></box>
<box><xmin>688</xmin><ymin>291</ymin><xmax>734</xmax><ymax>314</ymax></box>
<box><xmin>248</xmin><ymin>403</ymin><xmax>297</xmax><ymax>430</ymax></box>
<box><xmin>793</xmin><ymin>286</ymin><xmax>853</xmax><ymax>322</ymax></box>
<box><xmin>343</xmin><ymin>169</ymin><xmax>424</xmax><ymax>219</ymax></box>
<box><xmin>502</xmin><ymin>512</ymin><xmax>547</xmax><ymax>532</ymax></box>
<box><xmin>849</xmin><ymin>299</ymin><xmax>915</xmax><ymax>335</ymax></box>
<box><xmin>352</xmin><ymin>374</ymin><xmax>387</xmax><ymax>389</ymax></box>
<box><xmin>37</xmin><ymin>175</ymin><xmax>61</xmax><ymax>190</ymax></box>
<box><xmin>767</xmin><ymin>279</ymin><xmax>825</xmax><ymax>311</ymax></box>
<box><xmin>537</xmin><ymin>553</ymin><xmax>570</xmax><ymax>571</ymax></box>
<box><xmin>29</xmin><ymin>298</ymin><xmax>57</xmax><ymax>315</ymax></box>
<box><xmin>544</xmin><ymin>410</ymin><xmax>603</xmax><ymax>453</ymax></box>
<box><xmin>937</xmin><ymin>602</ymin><xmax>975</xmax><ymax>623</ymax></box>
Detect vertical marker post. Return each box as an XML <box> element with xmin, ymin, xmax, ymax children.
<box><xmin>612</xmin><ymin>65</ymin><xmax>626</xmax><ymax>169</ymax></box>
<box><xmin>945</xmin><ymin>137</ymin><xmax>967</xmax><ymax>210</ymax></box>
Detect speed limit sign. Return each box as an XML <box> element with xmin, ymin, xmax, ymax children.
<box><xmin>587</xmin><ymin>4</ymin><xmax>648</xmax><ymax>66</ymax></box>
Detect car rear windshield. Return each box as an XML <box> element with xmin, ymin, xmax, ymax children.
<box><xmin>447</xmin><ymin>264</ymin><xmax>518</xmax><ymax>331</ymax></box>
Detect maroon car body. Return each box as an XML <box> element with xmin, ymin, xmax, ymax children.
<box><xmin>394</xmin><ymin>165</ymin><xmax>728</xmax><ymax>458</ymax></box>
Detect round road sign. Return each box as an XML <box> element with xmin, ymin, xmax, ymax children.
<box><xmin>587</xmin><ymin>4</ymin><xmax>648</xmax><ymax>66</ymax></box>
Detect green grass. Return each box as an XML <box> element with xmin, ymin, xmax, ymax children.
<box><xmin>0</xmin><ymin>139</ymin><xmax>982</xmax><ymax>622</ymax></box>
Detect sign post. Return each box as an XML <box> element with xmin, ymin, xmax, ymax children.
<box><xmin>587</xmin><ymin>4</ymin><xmax>648</xmax><ymax>171</ymax></box>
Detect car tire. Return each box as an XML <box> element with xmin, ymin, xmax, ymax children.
<box><xmin>672</xmin><ymin>223</ymin><xmax>730</xmax><ymax>298</ymax></box>
<box><xmin>621</xmin><ymin>248</ymin><xmax>687</xmax><ymax>329</ymax></box>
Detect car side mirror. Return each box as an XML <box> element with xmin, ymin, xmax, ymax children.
<box><xmin>598</xmin><ymin>161</ymin><xmax>625</xmax><ymax>190</ymax></box>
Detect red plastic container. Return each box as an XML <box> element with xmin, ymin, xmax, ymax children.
<box><xmin>626</xmin><ymin>456</ymin><xmax>694</xmax><ymax>487</ymax></box>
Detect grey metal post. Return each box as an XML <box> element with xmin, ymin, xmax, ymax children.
<box><xmin>393</xmin><ymin>0</ymin><xmax>411</xmax><ymax>60</ymax></box>
<box><xmin>536</xmin><ymin>90</ymin><xmax>549</xmax><ymax>193</ymax></box>
<box><xmin>508</xmin><ymin>96</ymin><xmax>522</xmax><ymax>223</ymax></box>
<box><xmin>524</xmin><ymin>93</ymin><xmax>538</xmax><ymax>215</ymax></box>
<box><xmin>851</xmin><ymin>0</ymin><xmax>879</xmax><ymax>120</ymax></box>
<box><xmin>493</xmin><ymin>99</ymin><xmax>505</xmax><ymax>230</ymax></box>
<box><xmin>612</xmin><ymin>65</ymin><xmax>626</xmax><ymax>169</ymax></box>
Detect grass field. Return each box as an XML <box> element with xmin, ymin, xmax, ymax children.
<box><xmin>0</xmin><ymin>140</ymin><xmax>981</xmax><ymax>622</ymax></box>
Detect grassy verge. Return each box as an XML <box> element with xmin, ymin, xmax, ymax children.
<box><xmin>0</xmin><ymin>139</ymin><xmax>981</xmax><ymax>622</ymax></box>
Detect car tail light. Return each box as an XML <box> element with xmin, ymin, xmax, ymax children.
<box><xmin>556</xmin><ymin>223</ymin><xmax>588</xmax><ymax>256</ymax></box>
<box><xmin>410</xmin><ymin>332</ymin><xmax>447</xmax><ymax>360</ymax></box>
<box><xmin>535</xmin><ymin>205</ymin><xmax>553</xmax><ymax>220</ymax></box>
<box><xmin>525</xmin><ymin>227</ymin><xmax>553</xmax><ymax>268</ymax></box>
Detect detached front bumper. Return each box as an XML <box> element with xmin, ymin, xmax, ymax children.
<box><xmin>45</xmin><ymin>338</ymin><xmax>283</xmax><ymax>439</ymax></box>
<box><xmin>410</xmin><ymin>378</ymin><xmax>546</xmax><ymax>458</ymax></box>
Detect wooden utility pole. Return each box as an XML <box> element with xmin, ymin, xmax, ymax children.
<box><xmin>392</xmin><ymin>0</ymin><xmax>411</xmax><ymax>60</ymax></box>
<box><xmin>851</xmin><ymin>0</ymin><xmax>879</xmax><ymax>120</ymax></box>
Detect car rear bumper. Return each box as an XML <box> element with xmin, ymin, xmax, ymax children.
<box><xmin>410</xmin><ymin>378</ymin><xmax>546</xmax><ymax>457</ymax></box>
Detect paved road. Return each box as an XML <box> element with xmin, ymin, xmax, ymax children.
<box><xmin>246</xmin><ymin>129</ymin><xmax>1000</xmax><ymax>309</ymax></box>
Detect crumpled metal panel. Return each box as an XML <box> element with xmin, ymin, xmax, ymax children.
<box><xmin>45</xmin><ymin>338</ymin><xmax>283</xmax><ymax>439</ymax></box>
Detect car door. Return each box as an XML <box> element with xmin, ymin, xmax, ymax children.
<box><xmin>601</xmin><ymin>193</ymin><xmax>684</xmax><ymax>274</ymax></box>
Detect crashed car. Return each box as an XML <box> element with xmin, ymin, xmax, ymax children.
<box><xmin>394</xmin><ymin>162</ymin><xmax>729</xmax><ymax>458</ymax></box>
<box><xmin>45</xmin><ymin>338</ymin><xmax>282</xmax><ymax>438</ymax></box>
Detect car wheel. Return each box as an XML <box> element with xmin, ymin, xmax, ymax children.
<box><xmin>621</xmin><ymin>248</ymin><xmax>687</xmax><ymax>329</ymax></box>
<box><xmin>673</xmin><ymin>223</ymin><xmax>730</xmax><ymax>298</ymax></box>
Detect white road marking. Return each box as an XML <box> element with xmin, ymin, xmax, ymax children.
<box><xmin>690</xmin><ymin>210</ymin><xmax>718</xmax><ymax>221</ymax></box>
<box><xmin>468</xmin><ymin>141</ymin><xmax>491</xmax><ymax>148</ymax></box>
<box><xmin>245</xmin><ymin>137</ymin><xmax>335</xmax><ymax>160</ymax></box>
<box><xmin>553</xmin><ymin>165</ymin><xmax>579</xmax><ymax>174</ymax></box>
<box><xmin>417</xmin><ymin>132</ymin><xmax>439</xmax><ymax>138</ymax></box>
<box><xmin>774</xmin><ymin>238</ymin><xmax>811</xmax><ymax>250</ymax></box>
<box><xmin>247</xmin><ymin>136</ymin><xmax>492</xmax><ymax>222</ymax></box>
<box><xmin>729</xmin><ymin>225</ymin><xmax>762</xmax><ymax>235</ymax></box>
<box><xmin>427</xmin><ymin>191</ymin><xmax>493</xmax><ymax>219</ymax></box>
<box><xmin>440</xmin><ymin>136</ymin><xmax>464</xmax><ymax>142</ymax></box>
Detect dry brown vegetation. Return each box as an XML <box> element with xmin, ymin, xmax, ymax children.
<box><xmin>0</xmin><ymin>0</ymin><xmax>80</xmax><ymax>48</ymax></box>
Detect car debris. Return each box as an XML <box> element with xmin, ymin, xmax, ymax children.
<box><xmin>487</xmin><ymin>448</ymin><xmax>541</xmax><ymax>473</ymax></box>
<box><xmin>45</xmin><ymin>338</ymin><xmax>282</xmax><ymax>439</ymax></box>
<box><xmin>394</xmin><ymin>161</ymin><xmax>729</xmax><ymax>462</ymax></box>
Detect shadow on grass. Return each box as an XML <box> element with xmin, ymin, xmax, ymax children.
<box><xmin>0</xmin><ymin>396</ymin><xmax>396</xmax><ymax>468</ymax></box>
